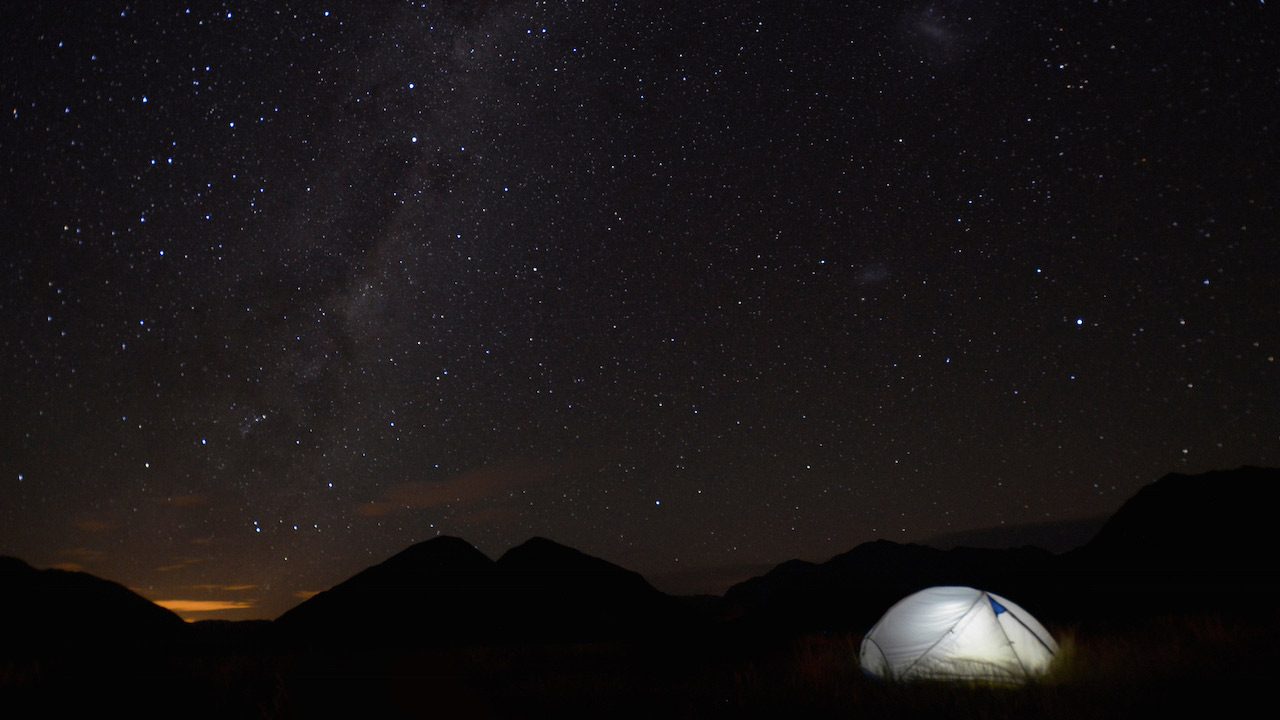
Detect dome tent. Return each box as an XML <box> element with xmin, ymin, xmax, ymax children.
<box><xmin>859</xmin><ymin>586</ymin><xmax>1058</xmax><ymax>682</ymax></box>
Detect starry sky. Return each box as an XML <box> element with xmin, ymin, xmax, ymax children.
<box><xmin>2</xmin><ymin>1</ymin><xmax>1277</xmax><ymax>621</ymax></box>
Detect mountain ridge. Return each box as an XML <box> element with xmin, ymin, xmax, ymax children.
<box><xmin>4</xmin><ymin>466</ymin><xmax>1277</xmax><ymax>650</ymax></box>
<box><xmin>0</xmin><ymin>554</ymin><xmax>185</xmax><ymax>658</ymax></box>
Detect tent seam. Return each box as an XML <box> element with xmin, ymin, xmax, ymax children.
<box><xmin>999</xmin><ymin>600</ymin><xmax>1058</xmax><ymax>657</ymax></box>
<box><xmin>988</xmin><ymin>592</ymin><xmax>1031</xmax><ymax>678</ymax></box>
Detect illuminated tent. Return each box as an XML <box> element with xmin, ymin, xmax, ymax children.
<box><xmin>859</xmin><ymin>586</ymin><xmax>1057</xmax><ymax>682</ymax></box>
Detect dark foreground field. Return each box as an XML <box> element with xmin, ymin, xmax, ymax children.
<box><xmin>4</xmin><ymin>610</ymin><xmax>1276</xmax><ymax>718</ymax></box>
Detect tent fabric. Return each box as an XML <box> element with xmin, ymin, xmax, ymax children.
<box><xmin>859</xmin><ymin>586</ymin><xmax>1057</xmax><ymax>682</ymax></box>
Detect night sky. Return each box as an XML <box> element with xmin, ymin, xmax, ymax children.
<box><xmin>3</xmin><ymin>1</ymin><xmax>1277</xmax><ymax>621</ymax></box>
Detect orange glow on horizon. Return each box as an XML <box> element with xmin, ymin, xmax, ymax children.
<box><xmin>155</xmin><ymin>599</ymin><xmax>255</xmax><ymax>614</ymax></box>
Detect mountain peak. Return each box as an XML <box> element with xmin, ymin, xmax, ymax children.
<box><xmin>0</xmin><ymin>555</ymin><xmax>35</xmax><ymax>575</ymax></box>
<box><xmin>276</xmin><ymin>535</ymin><xmax>684</xmax><ymax>645</ymax></box>
<box><xmin>381</xmin><ymin>535</ymin><xmax>493</xmax><ymax>571</ymax></box>
<box><xmin>495</xmin><ymin>538</ymin><xmax>658</xmax><ymax>593</ymax></box>
<box><xmin>1079</xmin><ymin>465</ymin><xmax>1278</xmax><ymax>566</ymax></box>
<box><xmin>498</xmin><ymin>536</ymin><xmax>594</xmax><ymax>568</ymax></box>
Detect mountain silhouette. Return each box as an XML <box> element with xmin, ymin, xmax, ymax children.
<box><xmin>722</xmin><ymin>540</ymin><xmax>1058</xmax><ymax>631</ymax></box>
<box><xmin>923</xmin><ymin>515</ymin><xmax>1107</xmax><ymax>553</ymax></box>
<box><xmin>276</xmin><ymin>536</ymin><xmax>689</xmax><ymax>647</ymax></box>
<box><xmin>1059</xmin><ymin>465</ymin><xmax>1280</xmax><ymax>615</ymax></box>
<box><xmin>3</xmin><ymin>466</ymin><xmax>1277</xmax><ymax>655</ymax></box>
<box><xmin>1074</xmin><ymin>466</ymin><xmax>1276</xmax><ymax>569</ymax></box>
<box><xmin>494</xmin><ymin>536</ymin><xmax>680</xmax><ymax>640</ymax></box>
<box><xmin>275</xmin><ymin>536</ymin><xmax>498</xmax><ymax>645</ymax></box>
<box><xmin>0</xmin><ymin>556</ymin><xmax>184</xmax><ymax>658</ymax></box>
<box><xmin>723</xmin><ymin>466</ymin><xmax>1280</xmax><ymax>629</ymax></box>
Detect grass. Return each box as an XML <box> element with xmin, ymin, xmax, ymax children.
<box><xmin>4</xmin><ymin>610</ymin><xmax>1278</xmax><ymax>717</ymax></box>
<box><xmin>699</xmin><ymin>612</ymin><xmax>1280</xmax><ymax>718</ymax></box>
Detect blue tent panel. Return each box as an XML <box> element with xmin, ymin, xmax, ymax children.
<box><xmin>989</xmin><ymin>596</ymin><xmax>1007</xmax><ymax>615</ymax></box>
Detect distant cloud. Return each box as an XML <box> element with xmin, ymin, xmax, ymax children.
<box><xmin>356</xmin><ymin>457</ymin><xmax>589</xmax><ymax>518</ymax></box>
<box><xmin>155</xmin><ymin>599</ymin><xmax>255</xmax><ymax>614</ymax></box>
<box><xmin>61</xmin><ymin>547</ymin><xmax>106</xmax><ymax>564</ymax></box>
<box><xmin>189</xmin><ymin>583</ymin><xmax>258</xmax><ymax>592</ymax></box>
<box><xmin>294</xmin><ymin>590</ymin><xmax>320</xmax><ymax>601</ymax></box>
<box><xmin>164</xmin><ymin>494</ymin><xmax>208</xmax><ymax>508</ymax></box>
<box><xmin>157</xmin><ymin>557</ymin><xmax>207</xmax><ymax>572</ymax></box>
<box><xmin>74</xmin><ymin>518</ymin><xmax>114</xmax><ymax>533</ymax></box>
<box><xmin>453</xmin><ymin>505</ymin><xmax>521</xmax><ymax>526</ymax></box>
<box><xmin>50</xmin><ymin>562</ymin><xmax>86</xmax><ymax>572</ymax></box>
